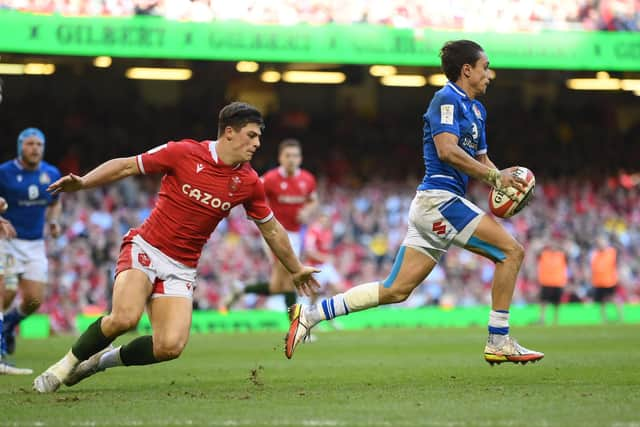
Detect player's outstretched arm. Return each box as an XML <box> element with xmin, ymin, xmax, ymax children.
<box><xmin>257</xmin><ymin>217</ymin><xmax>320</xmax><ymax>296</ymax></box>
<box><xmin>48</xmin><ymin>157</ymin><xmax>140</xmax><ymax>194</ymax></box>
<box><xmin>434</xmin><ymin>133</ymin><xmax>527</xmax><ymax>195</ymax></box>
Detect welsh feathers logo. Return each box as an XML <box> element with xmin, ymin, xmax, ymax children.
<box><xmin>228</xmin><ymin>176</ymin><xmax>242</xmax><ymax>196</ymax></box>
<box><xmin>138</xmin><ymin>252</ymin><xmax>151</xmax><ymax>267</ymax></box>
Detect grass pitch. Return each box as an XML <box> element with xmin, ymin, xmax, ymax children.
<box><xmin>1</xmin><ymin>324</ymin><xmax>639</xmax><ymax>427</ymax></box>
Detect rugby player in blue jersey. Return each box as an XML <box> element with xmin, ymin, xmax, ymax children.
<box><xmin>286</xmin><ymin>40</ymin><xmax>544</xmax><ymax>365</ymax></box>
<box><xmin>0</xmin><ymin>128</ymin><xmax>61</xmax><ymax>358</ymax></box>
<box><xmin>0</xmin><ymin>197</ymin><xmax>31</xmax><ymax>374</ymax></box>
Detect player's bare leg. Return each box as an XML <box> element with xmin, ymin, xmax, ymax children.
<box><xmin>2</xmin><ymin>278</ymin><xmax>45</xmax><ymax>355</ymax></box>
<box><xmin>67</xmin><ymin>295</ymin><xmax>192</xmax><ymax>387</ymax></box>
<box><xmin>34</xmin><ymin>269</ymin><xmax>151</xmax><ymax>392</ymax></box>
<box><xmin>286</xmin><ymin>246</ymin><xmax>435</xmax><ymax>358</ymax></box>
<box><xmin>466</xmin><ymin>215</ymin><xmax>544</xmax><ymax>365</ymax></box>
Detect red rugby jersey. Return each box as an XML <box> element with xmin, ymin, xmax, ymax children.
<box><xmin>134</xmin><ymin>139</ymin><xmax>273</xmax><ymax>267</ymax></box>
<box><xmin>262</xmin><ymin>167</ymin><xmax>316</xmax><ymax>232</ymax></box>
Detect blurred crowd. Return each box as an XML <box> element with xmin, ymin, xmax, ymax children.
<box><xmin>1</xmin><ymin>0</ymin><xmax>638</xmax><ymax>31</ymax></box>
<box><xmin>37</xmin><ymin>174</ymin><xmax>640</xmax><ymax>332</ymax></box>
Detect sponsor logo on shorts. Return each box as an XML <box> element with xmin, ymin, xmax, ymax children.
<box><xmin>432</xmin><ymin>221</ymin><xmax>447</xmax><ymax>235</ymax></box>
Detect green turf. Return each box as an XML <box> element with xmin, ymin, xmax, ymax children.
<box><xmin>2</xmin><ymin>325</ymin><xmax>639</xmax><ymax>427</ymax></box>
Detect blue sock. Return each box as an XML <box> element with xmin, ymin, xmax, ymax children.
<box><xmin>3</xmin><ymin>306</ymin><xmax>26</xmax><ymax>334</ymax></box>
<box><xmin>315</xmin><ymin>294</ymin><xmax>349</xmax><ymax>322</ymax></box>
<box><xmin>488</xmin><ymin>309</ymin><xmax>509</xmax><ymax>335</ymax></box>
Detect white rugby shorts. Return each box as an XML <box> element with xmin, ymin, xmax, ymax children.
<box><xmin>402</xmin><ymin>190</ymin><xmax>484</xmax><ymax>261</ymax></box>
<box><xmin>1</xmin><ymin>238</ymin><xmax>48</xmax><ymax>283</ymax></box>
<box><xmin>116</xmin><ymin>230</ymin><xmax>197</xmax><ymax>299</ymax></box>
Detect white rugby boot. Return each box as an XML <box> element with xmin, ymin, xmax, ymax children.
<box><xmin>33</xmin><ymin>370</ymin><xmax>64</xmax><ymax>393</ymax></box>
<box><xmin>484</xmin><ymin>335</ymin><xmax>544</xmax><ymax>365</ymax></box>
<box><xmin>64</xmin><ymin>345</ymin><xmax>113</xmax><ymax>387</ymax></box>
<box><xmin>284</xmin><ymin>304</ymin><xmax>316</xmax><ymax>359</ymax></box>
<box><xmin>0</xmin><ymin>360</ymin><xmax>33</xmax><ymax>375</ymax></box>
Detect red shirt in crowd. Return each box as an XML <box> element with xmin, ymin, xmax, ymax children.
<box><xmin>304</xmin><ymin>224</ymin><xmax>333</xmax><ymax>266</ymax></box>
<box><xmin>262</xmin><ymin>167</ymin><xmax>316</xmax><ymax>232</ymax></box>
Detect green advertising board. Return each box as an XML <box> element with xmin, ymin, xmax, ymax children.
<box><xmin>0</xmin><ymin>11</ymin><xmax>639</xmax><ymax>70</ymax></box>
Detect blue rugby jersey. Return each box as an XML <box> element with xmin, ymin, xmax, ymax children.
<box><xmin>0</xmin><ymin>159</ymin><xmax>61</xmax><ymax>240</ymax></box>
<box><xmin>418</xmin><ymin>81</ymin><xmax>488</xmax><ymax>196</ymax></box>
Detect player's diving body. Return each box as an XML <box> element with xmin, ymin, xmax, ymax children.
<box><xmin>33</xmin><ymin>102</ymin><xmax>319</xmax><ymax>392</ymax></box>
<box><xmin>0</xmin><ymin>128</ymin><xmax>61</xmax><ymax>360</ymax></box>
<box><xmin>224</xmin><ymin>139</ymin><xmax>317</xmax><ymax>311</ymax></box>
<box><xmin>285</xmin><ymin>40</ymin><xmax>544</xmax><ymax>365</ymax></box>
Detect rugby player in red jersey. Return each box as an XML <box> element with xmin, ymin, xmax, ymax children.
<box><xmin>33</xmin><ymin>102</ymin><xmax>319</xmax><ymax>392</ymax></box>
<box><xmin>224</xmin><ymin>139</ymin><xmax>317</xmax><ymax>311</ymax></box>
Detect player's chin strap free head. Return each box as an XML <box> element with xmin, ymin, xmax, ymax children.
<box><xmin>17</xmin><ymin>127</ymin><xmax>46</xmax><ymax>158</ymax></box>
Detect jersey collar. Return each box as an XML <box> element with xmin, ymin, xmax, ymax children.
<box><xmin>278</xmin><ymin>166</ymin><xmax>301</xmax><ymax>178</ymax></box>
<box><xmin>208</xmin><ymin>140</ymin><xmax>242</xmax><ymax>170</ymax></box>
<box><xmin>13</xmin><ymin>158</ymin><xmax>40</xmax><ymax>171</ymax></box>
<box><xmin>446</xmin><ymin>81</ymin><xmax>468</xmax><ymax>99</ymax></box>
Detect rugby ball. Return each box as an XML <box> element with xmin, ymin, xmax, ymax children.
<box><xmin>488</xmin><ymin>167</ymin><xmax>535</xmax><ymax>218</ymax></box>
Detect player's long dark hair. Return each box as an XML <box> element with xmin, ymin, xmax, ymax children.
<box><xmin>440</xmin><ymin>40</ymin><xmax>484</xmax><ymax>82</ymax></box>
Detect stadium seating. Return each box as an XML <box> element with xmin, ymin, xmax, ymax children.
<box><xmin>0</xmin><ymin>0</ymin><xmax>638</xmax><ymax>31</ymax></box>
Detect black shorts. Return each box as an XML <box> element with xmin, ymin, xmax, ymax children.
<box><xmin>540</xmin><ymin>286</ymin><xmax>563</xmax><ymax>305</ymax></box>
<box><xmin>593</xmin><ymin>286</ymin><xmax>617</xmax><ymax>302</ymax></box>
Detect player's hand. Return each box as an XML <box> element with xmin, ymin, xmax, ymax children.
<box><xmin>499</xmin><ymin>167</ymin><xmax>527</xmax><ymax>193</ymax></box>
<box><xmin>49</xmin><ymin>221</ymin><xmax>61</xmax><ymax>238</ymax></box>
<box><xmin>47</xmin><ymin>173</ymin><xmax>84</xmax><ymax>194</ymax></box>
<box><xmin>291</xmin><ymin>265</ymin><xmax>321</xmax><ymax>297</ymax></box>
<box><xmin>0</xmin><ymin>197</ymin><xmax>8</xmax><ymax>214</ymax></box>
<box><xmin>0</xmin><ymin>217</ymin><xmax>16</xmax><ymax>239</ymax></box>
<box><xmin>489</xmin><ymin>167</ymin><xmax>527</xmax><ymax>201</ymax></box>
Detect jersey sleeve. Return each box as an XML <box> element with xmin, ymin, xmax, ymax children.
<box><xmin>137</xmin><ymin>141</ymin><xmax>188</xmax><ymax>175</ymax></box>
<box><xmin>476</xmin><ymin>102</ymin><xmax>488</xmax><ymax>155</ymax></box>
<box><xmin>244</xmin><ymin>178</ymin><xmax>274</xmax><ymax>223</ymax></box>
<box><xmin>426</xmin><ymin>92</ymin><xmax>460</xmax><ymax>139</ymax></box>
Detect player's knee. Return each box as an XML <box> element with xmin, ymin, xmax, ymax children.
<box><xmin>504</xmin><ymin>241</ymin><xmax>525</xmax><ymax>265</ymax></box>
<box><xmin>385</xmin><ymin>285</ymin><xmax>413</xmax><ymax>303</ymax></box>
<box><xmin>153</xmin><ymin>337</ymin><xmax>187</xmax><ymax>361</ymax></box>
<box><xmin>106</xmin><ymin>313</ymin><xmax>141</xmax><ymax>334</ymax></box>
<box><xmin>21</xmin><ymin>297</ymin><xmax>42</xmax><ymax>313</ymax></box>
